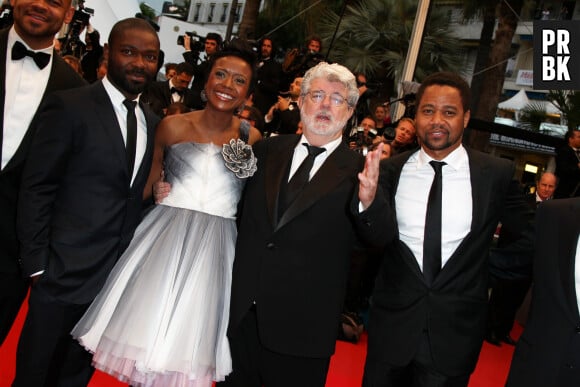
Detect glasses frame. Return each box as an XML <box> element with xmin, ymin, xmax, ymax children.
<box><xmin>303</xmin><ymin>90</ymin><xmax>350</xmax><ymax>107</ymax></box>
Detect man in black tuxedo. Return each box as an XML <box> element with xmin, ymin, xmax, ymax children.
<box><xmin>506</xmin><ymin>197</ymin><xmax>580</xmax><ymax>387</ymax></box>
<box><xmin>0</xmin><ymin>0</ymin><xmax>86</xmax><ymax>347</ymax></box>
<box><xmin>142</xmin><ymin>61</ymin><xmax>196</xmax><ymax>117</ymax></box>
<box><xmin>13</xmin><ymin>18</ymin><xmax>160</xmax><ymax>386</ymax></box>
<box><xmin>252</xmin><ymin>37</ymin><xmax>283</xmax><ymax>116</ymax></box>
<box><xmin>554</xmin><ymin>129</ymin><xmax>580</xmax><ymax>198</ymax></box>
<box><xmin>220</xmin><ymin>62</ymin><xmax>388</xmax><ymax>387</ymax></box>
<box><xmin>359</xmin><ymin>72</ymin><xmax>533</xmax><ymax>387</ymax></box>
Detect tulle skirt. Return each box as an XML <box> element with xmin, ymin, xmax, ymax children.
<box><xmin>72</xmin><ymin>205</ymin><xmax>236</xmax><ymax>387</ymax></box>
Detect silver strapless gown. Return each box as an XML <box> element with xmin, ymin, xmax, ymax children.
<box><xmin>72</xmin><ymin>142</ymin><xmax>246</xmax><ymax>387</ymax></box>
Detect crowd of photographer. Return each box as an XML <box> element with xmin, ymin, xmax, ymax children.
<box><xmin>2</xmin><ymin>0</ymin><xmax>415</xmax><ymax>148</ymax></box>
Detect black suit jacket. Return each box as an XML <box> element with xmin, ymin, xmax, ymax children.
<box><xmin>554</xmin><ymin>145</ymin><xmax>580</xmax><ymax>198</ymax></box>
<box><xmin>266</xmin><ymin>103</ymin><xmax>301</xmax><ymax>135</ymax></box>
<box><xmin>360</xmin><ymin>148</ymin><xmax>533</xmax><ymax>376</ymax></box>
<box><xmin>17</xmin><ymin>81</ymin><xmax>159</xmax><ymax>304</ymax></box>
<box><xmin>142</xmin><ymin>80</ymin><xmax>196</xmax><ymax>117</ymax></box>
<box><xmin>506</xmin><ymin>197</ymin><xmax>580</xmax><ymax>387</ymax></box>
<box><xmin>253</xmin><ymin>57</ymin><xmax>283</xmax><ymax>116</ymax></box>
<box><xmin>0</xmin><ymin>27</ymin><xmax>86</xmax><ymax>276</ymax></box>
<box><xmin>228</xmin><ymin>134</ymin><xmax>390</xmax><ymax>358</ymax></box>
<box><xmin>182</xmin><ymin>52</ymin><xmax>210</xmax><ymax>110</ymax></box>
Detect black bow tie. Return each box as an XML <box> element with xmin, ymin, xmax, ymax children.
<box><xmin>170</xmin><ymin>87</ymin><xmax>184</xmax><ymax>96</ymax></box>
<box><xmin>12</xmin><ymin>41</ymin><xmax>51</xmax><ymax>69</ymax></box>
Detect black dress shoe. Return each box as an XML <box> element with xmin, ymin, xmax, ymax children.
<box><xmin>485</xmin><ymin>332</ymin><xmax>502</xmax><ymax>346</ymax></box>
<box><xmin>501</xmin><ymin>334</ymin><xmax>517</xmax><ymax>345</ymax></box>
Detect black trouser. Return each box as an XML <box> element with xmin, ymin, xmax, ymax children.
<box><xmin>220</xmin><ymin>307</ymin><xmax>331</xmax><ymax>387</ymax></box>
<box><xmin>12</xmin><ymin>285</ymin><xmax>94</xmax><ymax>387</ymax></box>
<box><xmin>363</xmin><ymin>331</ymin><xmax>471</xmax><ymax>387</ymax></box>
<box><xmin>0</xmin><ymin>271</ymin><xmax>29</xmax><ymax>346</ymax></box>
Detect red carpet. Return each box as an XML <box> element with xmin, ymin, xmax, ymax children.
<box><xmin>0</xmin><ymin>299</ymin><xmax>519</xmax><ymax>386</ymax></box>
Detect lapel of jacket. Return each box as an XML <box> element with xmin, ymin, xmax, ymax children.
<box><xmin>465</xmin><ymin>148</ymin><xmax>490</xmax><ymax>234</ymax></box>
<box><xmin>276</xmin><ymin>141</ymin><xmax>356</xmax><ymax>231</ymax></box>
<box><xmin>433</xmin><ymin>148</ymin><xmax>487</xmax><ymax>283</ymax></box>
<box><xmin>91</xmin><ymin>81</ymin><xmax>129</xmax><ymax>179</ymax></box>
<box><xmin>131</xmin><ymin>102</ymin><xmax>158</xmax><ymax>189</ymax></box>
<box><xmin>0</xmin><ymin>29</ymin><xmax>8</xmax><ymax>167</ymax></box>
<box><xmin>557</xmin><ymin>199</ymin><xmax>580</xmax><ymax>320</ymax></box>
<box><xmin>163</xmin><ymin>80</ymin><xmax>173</xmax><ymax>106</ymax></box>
<box><xmin>265</xmin><ymin>135</ymin><xmax>299</xmax><ymax>228</ymax></box>
<box><xmin>387</xmin><ymin>152</ymin><xmax>425</xmax><ymax>278</ymax></box>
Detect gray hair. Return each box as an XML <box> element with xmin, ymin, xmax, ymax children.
<box><xmin>301</xmin><ymin>62</ymin><xmax>359</xmax><ymax>107</ymax></box>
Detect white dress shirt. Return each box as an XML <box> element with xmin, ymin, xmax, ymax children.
<box><xmin>2</xmin><ymin>27</ymin><xmax>53</xmax><ymax>169</ymax></box>
<box><xmin>396</xmin><ymin>145</ymin><xmax>472</xmax><ymax>272</ymax></box>
<box><xmin>169</xmin><ymin>78</ymin><xmax>182</xmax><ymax>103</ymax></box>
<box><xmin>102</xmin><ymin>76</ymin><xmax>147</xmax><ymax>185</ymax></box>
<box><xmin>287</xmin><ymin>135</ymin><xmax>342</xmax><ymax>182</ymax></box>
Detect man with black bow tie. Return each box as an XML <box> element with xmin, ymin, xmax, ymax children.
<box><xmin>0</xmin><ymin>0</ymin><xmax>85</xmax><ymax>347</ymax></box>
<box><xmin>142</xmin><ymin>61</ymin><xmax>196</xmax><ymax>117</ymax></box>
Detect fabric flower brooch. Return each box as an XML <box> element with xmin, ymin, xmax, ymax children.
<box><xmin>222</xmin><ymin>139</ymin><xmax>258</xmax><ymax>178</ymax></box>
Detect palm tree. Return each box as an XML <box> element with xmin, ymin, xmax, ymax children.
<box><xmin>461</xmin><ymin>0</ymin><xmax>497</xmax><ymax>114</ymax></box>
<box><xmin>468</xmin><ymin>0</ymin><xmax>525</xmax><ymax>150</ymax></box>
<box><xmin>250</xmin><ymin>0</ymin><xmax>342</xmax><ymax>53</ymax></box>
<box><xmin>316</xmin><ymin>0</ymin><xmax>464</xmax><ymax>97</ymax></box>
<box><xmin>237</xmin><ymin>0</ymin><xmax>261</xmax><ymax>39</ymax></box>
<box><xmin>548</xmin><ymin>90</ymin><xmax>580</xmax><ymax>131</ymax></box>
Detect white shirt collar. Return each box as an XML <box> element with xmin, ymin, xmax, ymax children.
<box><xmin>298</xmin><ymin>134</ymin><xmax>342</xmax><ymax>155</ymax></box>
<box><xmin>416</xmin><ymin>144</ymin><xmax>469</xmax><ymax>171</ymax></box>
<box><xmin>102</xmin><ymin>75</ymin><xmax>141</xmax><ymax>105</ymax></box>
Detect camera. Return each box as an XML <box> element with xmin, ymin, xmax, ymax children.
<box><xmin>62</xmin><ymin>0</ymin><xmax>94</xmax><ymax>58</ymax></box>
<box><xmin>69</xmin><ymin>2</ymin><xmax>93</xmax><ymax>37</ymax></box>
<box><xmin>177</xmin><ymin>32</ymin><xmax>206</xmax><ymax>52</ymax></box>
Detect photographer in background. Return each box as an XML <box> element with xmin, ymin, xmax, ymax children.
<box><xmin>61</xmin><ymin>0</ymin><xmax>93</xmax><ymax>58</ymax></box>
<box><xmin>180</xmin><ymin>31</ymin><xmax>222</xmax><ymax>109</ymax></box>
<box><xmin>80</xmin><ymin>26</ymin><xmax>102</xmax><ymax>83</ymax></box>
<box><xmin>281</xmin><ymin>35</ymin><xmax>324</xmax><ymax>90</ymax></box>
<box><xmin>347</xmin><ymin>116</ymin><xmax>378</xmax><ymax>155</ymax></box>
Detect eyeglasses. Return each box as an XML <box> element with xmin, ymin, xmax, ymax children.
<box><xmin>304</xmin><ymin>90</ymin><xmax>349</xmax><ymax>107</ymax></box>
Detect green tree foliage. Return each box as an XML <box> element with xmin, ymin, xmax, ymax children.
<box><xmin>316</xmin><ymin>0</ymin><xmax>464</xmax><ymax>96</ymax></box>
<box><xmin>254</xmin><ymin>0</ymin><xmax>342</xmax><ymax>57</ymax></box>
<box><xmin>548</xmin><ymin>90</ymin><xmax>580</xmax><ymax>131</ymax></box>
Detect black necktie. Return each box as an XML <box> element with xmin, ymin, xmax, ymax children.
<box><xmin>12</xmin><ymin>41</ymin><xmax>51</xmax><ymax>69</ymax></box>
<box><xmin>279</xmin><ymin>144</ymin><xmax>325</xmax><ymax>215</ymax></box>
<box><xmin>423</xmin><ymin>160</ymin><xmax>446</xmax><ymax>286</ymax></box>
<box><xmin>123</xmin><ymin>99</ymin><xmax>138</xmax><ymax>180</ymax></box>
